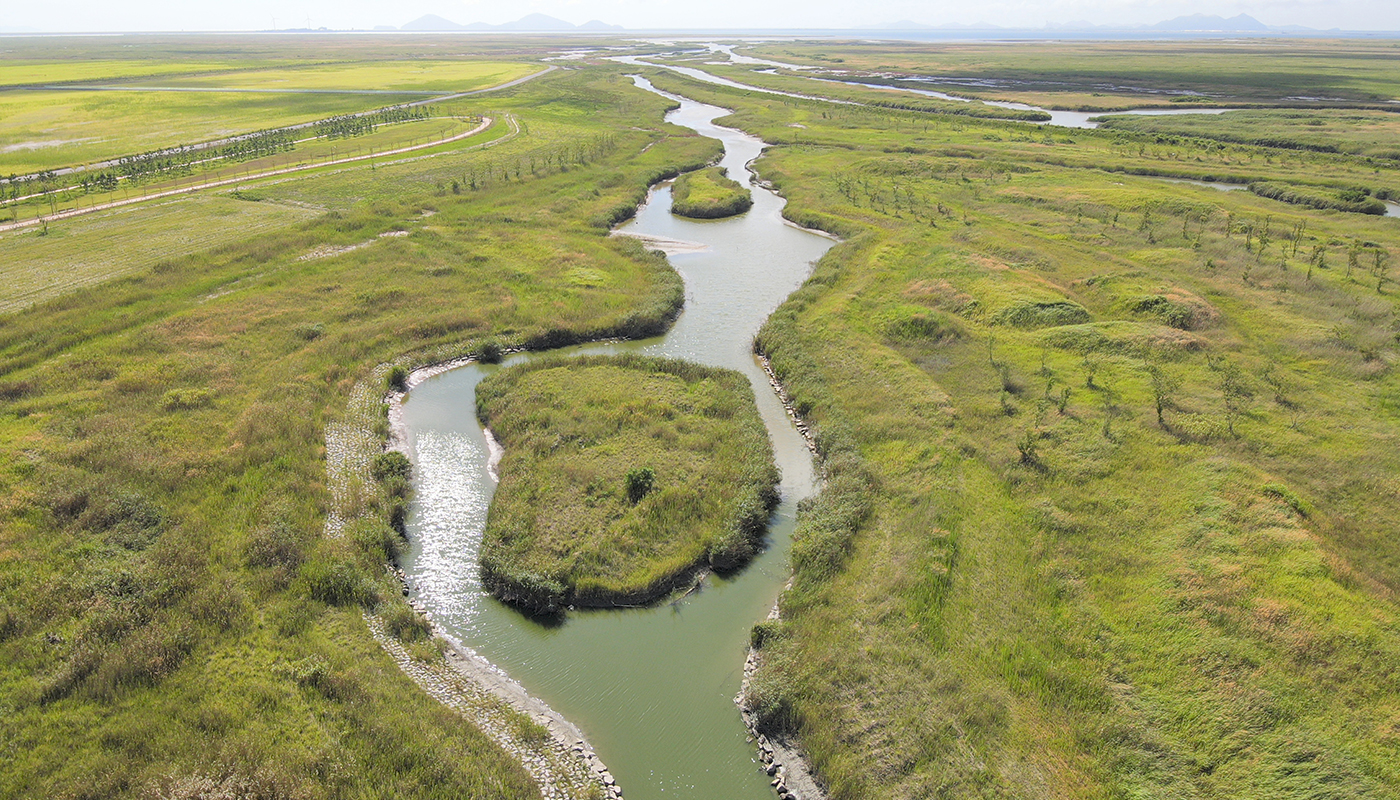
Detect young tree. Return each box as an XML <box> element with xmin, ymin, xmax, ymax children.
<box><xmin>1219</xmin><ymin>363</ymin><xmax>1252</xmax><ymax>438</ymax></box>
<box><xmin>1147</xmin><ymin>363</ymin><xmax>1180</xmax><ymax>427</ymax></box>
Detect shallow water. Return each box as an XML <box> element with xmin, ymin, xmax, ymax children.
<box><xmin>397</xmin><ymin>77</ymin><xmax>834</xmax><ymax>800</ymax></box>
<box><xmin>826</xmin><ymin>78</ymin><xmax>1237</xmax><ymax>128</ymax></box>
<box><xmin>1155</xmin><ymin>177</ymin><xmax>1400</xmax><ymax>218</ymax></box>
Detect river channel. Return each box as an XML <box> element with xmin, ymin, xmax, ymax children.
<box><xmin>396</xmin><ymin>77</ymin><xmax>834</xmax><ymax>800</ymax></box>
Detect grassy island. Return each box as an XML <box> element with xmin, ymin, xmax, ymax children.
<box><xmin>670</xmin><ymin>166</ymin><xmax>754</xmax><ymax>219</ymax></box>
<box><xmin>476</xmin><ymin>354</ymin><xmax>779</xmax><ymax>615</ymax></box>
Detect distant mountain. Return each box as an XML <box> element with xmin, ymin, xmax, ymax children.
<box><xmin>497</xmin><ymin>13</ymin><xmax>577</xmax><ymax>31</ymax></box>
<box><xmin>1151</xmin><ymin>13</ymin><xmax>1268</xmax><ymax>31</ymax></box>
<box><xmin>399</xmin><ymin>13</ymin><xmax>621</xmax><ymax>32</ymax></box>
<box><xmin>400</xmin><ymin>14</ymin><xmax>465</xmax><ymax>31</ymax></box>
<box><xmin>877</xmin><ymin>20</ymin><xmax>935</xmax><ymax>30</ymax></box>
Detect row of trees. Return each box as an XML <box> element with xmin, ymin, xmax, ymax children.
<box><xmin>453</xmin><ymin>133</ymin><xmax>618</xmax><ymax>193</ymax></box>
<box><xmin>312</xmin><ymin>106</ymin><xmax>433</xmax><ymax>140</ymax></box>
<box><xmin>2</xmin><ymin>108</ymin><xmax>467</xmax><ymax>218</ymax></box>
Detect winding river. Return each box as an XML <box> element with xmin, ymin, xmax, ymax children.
<box><xmin>397</xmin><ymin>77</ymin><xmax>834</xmax><ymax>800</ymax></box>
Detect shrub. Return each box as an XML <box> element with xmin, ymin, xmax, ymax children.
<box><xmin>0</xmin><ymin>608</ymin><xmax>19</xmax><ymax>641</ymax></box>
<box><xmin>381</xmin><ymin>603</ymin><xmax>432</xmax><ymax>643</ymax></box>
<box><xmin>386</xmin><ymin>365</ymin><xmax>408</xmax><ymax>391</ymax></box>
<box><xmin>1250</xmin><ymin>182</ymin><xmax>1386</xmax><ymax>215</ymax></box>
<box><xmin>351</xmin><ymin>518</ymin><xmax>402</xmax><ymax>562</ymax></box>
<box><xmin>993</xmin><ymin>301</ymin><xmax>1091</xmax><ymax>329</ymax></box>
<box><xmin>371</xmin><ymin>450</ymin><xmax>412</xmax><ymax>482</ymax></box>
<box><xmin>301</xmin><ymin>559</ymin><xmax>373</xmax><ymax>607</ymax></box>
<box><xmin>277</xmin><ymin>655</ymin><xmax>347</xmax><ymax>699</ymax></box>
<box><xmin>245</xmin><ymin>520</ymin><xmax>306</xmax><ymax>575</ymax></box>
<box><xmin>1129</xmin><ymin>295</ymin><xmax>1196</xmax><ymax>330</ymax></box>
<box><xmin>885</xmin><ymin>310</ymin><xmax>964</xmax><ymax>342</ymax></box>
<box><xmin>292</xmin><ymin>322</ymin><xmax>323</xmax><ymax>341</ymax></box>
<box><xmin>750</xmin><ymin>619</ymin><xmax>784</xmax><ymax>649</ymax></box>
<box><xmin>160</xmin><ymin>388</ymin><xmax>213</xmax><ymax>411</ymax></box>
<box><xmin>625</xmin><ymin>466</ymin><xmax>655</xmax><ymax>504</ymax></box>
<box><xmin>476</xmin><ymin>339</ymin><xmax>504</xmax><ymax>364</ymax></box>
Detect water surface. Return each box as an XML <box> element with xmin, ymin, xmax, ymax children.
<box><xmin>398</xmin><ymin>77</ymin><xmax>833</xmax><ymax>800</ymax></box>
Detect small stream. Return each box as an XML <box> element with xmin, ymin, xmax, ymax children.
<box><xmin>397</xmin><ymin>77</ymin><xmax>834</xmax><ymax>800</ymax></box>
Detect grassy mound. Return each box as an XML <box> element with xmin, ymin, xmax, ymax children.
<box><xmin>670</xmin><ymin>166</ymin><xmax>754</xmax><ymax>219</ymax></box>
<box><xmin>476</xmin><ymin>354</ymin><xmax>779</xmax><ymax>615</ymax></box>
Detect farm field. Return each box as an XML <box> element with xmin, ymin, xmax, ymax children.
<box><xmin>120</xmin><ymin>59</ymin><xmax>538</xmax><ymax>93</ymax></box>
<box><xmin>3</xmin><ymin>31</ymin><xmax>1400</xmax><ymax>800</ymax></box>
<box><xmin>0</xmin><ymin>58</ymin><xmax>298</xmax><ymax>88</ymax></box>
<box><xmin>0</xmin><ymin>59</ymin><xmax>536</xmax><ymax>176</ymax></box>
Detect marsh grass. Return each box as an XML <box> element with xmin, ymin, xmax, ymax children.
<box><xmin>476</xmin><ymin>354</ymin><xmax>779</xmax><ymax>614</ymax></box>
<box><xmin>663</xmin><ymin>65</ymin><xmax>1400</xmax><ymax>800</ymax></box>
<box><xmin>0</xmin><ymin>63</ymin><xmax>717</xmax><ymax>798</ymax></box>
<box><xmin>669</xmin><ymin>166</ymin><xmax>753</xmax><ymax>219</ymax></box>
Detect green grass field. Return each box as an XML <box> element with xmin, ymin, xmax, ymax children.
<box><xmin>641</xmin><ymin>65</ymin><xmax>1400</xmax><ymax>800</ymax></box>
<box><xmin>1097</xmin><ymin>107</ymin><xmax>1400</xmax><ymax>160</ymax></box>
<box><xmin>476</xmin><ymin>355</ymin><xmax>779</xmax><ymax>613</ymax></box>
<box><xmin>0</xmin><ymin>58</ymin><xmax>718</xmax><ymax>798</ymax></box>
<box><xmin>5</xmin><ymin>32</ymin><xmax>1400</xmax><ymax>800</ymax></box>
<box><xmin>0</xmin><ymin>58</ymin><xmax>294</xmax><ymax>88</ymax></box>
<box><xmin>0</xmin><ymin>88</ymin><xmax>426</xmax><ymax>175</ymax></box>
<box><xmin>2</xmin><ymin>112</ymin><xmax>493</xmax><ymax>226</ymax></box>
<box><xmin>0</xmin><ymin>59</ymin><xmax>536</xmax><ymax>175</ymax></box>
<box><xmin>669</xmin><ymin>165</ymin><xmax>753</xmax><ymax>218</ymax></box>
<box><xmin>123</xmin><ymin>60</ymin><xmax>537</xmax><ymax>93</ymax></box>
<box><xmin>0</xmin><ymin>193</ymin><xmax>318</xmax><ymax>313</ymax></box>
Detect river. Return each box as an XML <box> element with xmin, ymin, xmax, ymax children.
<box><xmin>396</xmin><ymin>77</ymin><xmax>834</xmax><ymax>800</ymax></box>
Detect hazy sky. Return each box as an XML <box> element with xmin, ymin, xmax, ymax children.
<box><xmin>1</xmin><ymin>0</ymin><xmax>1396</xmax><ymax>33</ymax></box>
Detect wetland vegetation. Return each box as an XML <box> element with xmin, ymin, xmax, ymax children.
<box><xmin>638</xmin><ymin>56</ymin><xmax>1400</xmax><ymax>800</ymax></box>
<box><xmin>0</xmin><ymin>41</ymin><xmax>715</xmax><ymax>799</ymax></box>
<box><xmin>3</xmin><ymin>30</ymin><xmax>1400</xmax><ymax>800</ymax></box>
<box><xmin>669</xmin><ymin>165</ymin><xmax>753</xmax><ymax>218</ymax></box>
<box><xmin>476</xmin><ymin>354</ymin><xmax>779</xmax><ymax>614</ymax></box>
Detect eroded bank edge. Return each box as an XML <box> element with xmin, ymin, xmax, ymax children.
<box><xmin>327</xmin><ymin>351</ymin><xmax>622</xmax><ymax>800</ymax></box>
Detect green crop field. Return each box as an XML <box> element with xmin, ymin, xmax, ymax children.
<box><xmin>123</xmin><ymin>60</ymin><xmax>538</xmax><ymax>93</ymax></box>
<box><xmin>0</xmin><ymin>58</ymin><xmax>293</xmax><ymax>88</ymax></box>
<box><xmin>4</xmin><ymin>31</ymin><xmax>1400</xmax><ymax>800</ymax></box>
<box><xmin>0</xmin><ymin>88</ymin><xmax>425</xmax><ymax>174</ymax></box>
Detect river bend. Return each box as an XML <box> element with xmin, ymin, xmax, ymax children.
<box><xmin>397</xmin><ymin>77</ymin><xmax>834</xmax><ymax>800</ymax></box>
